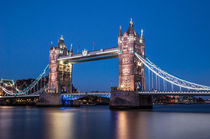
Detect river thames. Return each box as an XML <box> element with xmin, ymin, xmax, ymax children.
<box><xmin>0</xmin><ymin>104</ymin><xmax>210</xmax><ymax>139</ymax></box>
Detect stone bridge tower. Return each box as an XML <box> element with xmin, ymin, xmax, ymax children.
<box><xmin>118</xmin><ymin>19</ymin><xmax>145</xmax><ymax>91</ymax></box>
<box><xmin>110</xmin><ymin>20</ymin><xmax>152</xmax><ymax>109</ymax></box>
<box><xmin>48</xmin><ymin>36</ymin><xmax>73</xmax><ymax>93</ymax></box>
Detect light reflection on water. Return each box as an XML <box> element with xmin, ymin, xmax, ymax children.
<box><xmin>44</xmin><ymin>112</ymin><xmax>75</xmax><ymax>139</ymax></box>
<box><xmin>116</xmin><ymin>111</ymin><xmax>149</xmax><ymax>139</ymax></box>
<box><xmin>0</xmin><ymin>105</ymin><xmax>210</xmax><ymax>139</ymax></box>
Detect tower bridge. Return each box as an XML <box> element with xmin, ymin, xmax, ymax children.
<box><xmin>1</xmin><ymin>19</ymin><xmax>210</xmax><ymax>108</ymax></box>
<box><xmin>48</xmin><ymin>19</ymin><xmax>146</xmax><ymax>94</ymax></box>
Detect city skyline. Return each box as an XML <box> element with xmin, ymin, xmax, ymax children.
<box><xmin>0</xmin><ymin>0</ymin><xmax>210</xmax><ymax>92</ymax></box>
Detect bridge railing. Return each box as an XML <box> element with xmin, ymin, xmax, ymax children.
<box><xmin>58</xmin><ymin>47</ymin><xmax>119</xmax><ymax>60</ymax></box>
<box><xmin>61</xmin><ymin>92</ymin><xmax>111</xmax><ymax>100</ymax></box>
<box><xmin>138</xmin><ymin>91</ymin><xmax>210</xmax><ymax>95</ymax></box>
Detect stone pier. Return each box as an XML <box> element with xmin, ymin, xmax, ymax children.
<box><xmin>109</xmin><ymin>91</ymin><xmax>153</xmax><ymax>109</ymax></box>
<box><xmin>36</xmin><ymin>93</ymin><xmax>62</xmax><ymax>106</ymax></box>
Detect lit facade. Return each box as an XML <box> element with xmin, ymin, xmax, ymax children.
<box><xmin>48</xmin><ymin>20</ymin><xmax>145</xmax><ymax>93</ymax></box>
<box><xmin>118</xmin><ymin>19</ymin><xmax>145</xmax><ymax>91</ymax></box>
<box><xmin>48</xmin><ymin>36</ymin><xmax>73</xmax><ymax>93</ymax></box>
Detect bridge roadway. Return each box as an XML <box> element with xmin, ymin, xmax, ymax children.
<box><xmin>64</xmin><ymin>91</ymin><xmax>210</xmax><ymax>97</ymax></box>
<box><xmin>0</xmin><ymin>94</ymin><xmax>39</xmax><ymax>99</ymax></box>
<box><xmin>1</xmin><ymin>91</ymin><xmax>210</xmax><ymax>99</ymax></box>
<box><xmin>68</xmin><ymin>91</ymin><xmax>210</xmax><ymax>96</ymax></box>
<box><xmin>62</xmin><ymin>92</ymin><xmax>111</xmax><ymax>100</ymax></box>
<box><xmin>138</xmin><ymin>91</ymin><xmax>210</xmax><ymax>96</ymax></box>
<box><xmin>57</xmin><ymin>47</ymin><xmax>119</xmax><ymax>63</ymax></box>
<box><xmin>0</xmin><ymin>92</ymin><xmax>111</xmax><ymax>99</ymax></box>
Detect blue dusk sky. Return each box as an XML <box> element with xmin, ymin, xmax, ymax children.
<box><xmin>0</xmin><ymin>0</ymin><xmax>210</xmax><ymax>92</ymax></box>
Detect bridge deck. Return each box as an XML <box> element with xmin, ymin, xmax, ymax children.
<box><xmin>138</xmin><ymin>91</ymin><xmax>210</xmax><ymax>96</ymax></box>
<box><xmin>62</xmin><ymin>92</ymin><xmax>110</xmax><ymax>95</ymax></box>
<box><xmin>1</xmin><ymin>91</ymin><xmax>210</xmax><ymax>99</ymax></box>
<box><xmin>0</xmin><ymin>95</ymin><xmax>39</xmax><ymax>99</ymax></box>
<box><xmin>57</xmin><ymin>47</ymin><xmax>119</xmax><ymax>63</ymax></box>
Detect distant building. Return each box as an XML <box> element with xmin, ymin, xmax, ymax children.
<box><xmin>15</xmin><ymin>76</ymin><xmax>48</xmax><ymax>93</ymax></box>
<box><xmin>153</xmin><ymin>95</ymin><xmax>205</xmax><ymax>104</ymax></box>
<box><xmin>205</xmin><ymin>99</ymin><xmax>210</xmax><ymax>104</ymax></box>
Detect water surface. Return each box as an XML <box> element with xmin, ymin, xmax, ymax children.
<box><xmin>0</xmin><ymin>104</ymin><xmax>210</xmax><ymax>139</ymax></box>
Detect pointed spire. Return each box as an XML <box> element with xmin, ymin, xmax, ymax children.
<box><xmin>70</xmin><ymin>43</ymin><xmax>73</xmax><ymax>51</ymax></box>
<box><xmin>56</xmin><ymin>40</ymin><xmax>60</xmax><ymax>48</ymax></box>
<box><xmin>57</xmin><ymin>35</ymin><xmax>65</xmax><ymax>49</ymax></box>
<box><xmin>140</xmin><ymin>28</ymin><xmax>145</xmax><ymax>43</ymax></box>
<box><xmin>70</xmin><ymin>43</ymin><xmax>73</xmax><ymax>56</ymax></box>
<box><xmin>130</xmin><ymin>18</ymin><xmax>133</xmax><ymax>25</ymax></box>
<box><xmin>127</xmin><ymin>18</ymin><xmax>135</xmax><ymax>35</ymax></box>
<box><xmin>141</xmin><ymin>29</ymin><xmax>143</xmax><ymax>37</ymax></box>
<box><xmin>50</xmin><ymin>41</ymin><xmax>53</xmax><ymax>49</ymax></box>
<box><xmin>136</xmin><ymin>33</ymin><xmax>139</xmax><ymax>39</ymax></box>
<box><xmin>60</xmin><ymin>35</ymin><xmax>64</xmax><ymax>41</ymax></box>
<box><xmin>119</xmin><ymin>25</ymin><xmax>123</xmax><ymax>37</ymax></box>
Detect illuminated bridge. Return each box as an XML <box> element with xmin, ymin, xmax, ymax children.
<box><xmin>58</xmin><ymin>47</ymin><xmax>119</xmax><ymax>63</ymax></box>
<box><xmin>1</xmin><ymin>19</ymin><xmax>210</xmax><ymax>108</ymax></box>
<box><xmin>62</xmin><ymin>92</ymin><xmax>111</xmax><ymax>101</ymax></box>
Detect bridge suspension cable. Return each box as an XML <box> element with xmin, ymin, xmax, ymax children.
<box><xmin>146</xmin><ymin>57</ymin><xmax>210</xmax><ymax>91</ymax></box>
<box><xmin>0</xmin><ymin>65</ymin><xmax>49</xmax><ymax>96</ymax></box>
<box><xmin>135</xmin><ymin>52</ymin><xmax>210</xmax><ymax>91</ymax></box>
<box><xmin>148</xmin><ymin>69</ymin><xmax>150</xmax><ymax>91</ymax></box>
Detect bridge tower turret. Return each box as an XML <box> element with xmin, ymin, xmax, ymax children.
<box><xmin>118</xmin><ymin>19</ymin><xmax>145</xmax><ymax>91</ymax></box>
<box><xmin>69</xmin><ymin>43</ymin><xmax>73</xmax><ymax>93</ymax></box>
<box><xmin>70</xmin><ymin>43</ymin><xmax>73</xmax><ymax>56</ymax></box>
<box><xmin>48</xmin><ymin>36</ymin><xmax>73</xmax><ymax>93</ymax></box>
<box><xmin>139</xmin><ymin>29</ymin><xmax>145</xmax><ymax>90</ymax></box>
<box><xmin>48</xmin><ymin>41</ymin><xmax>60</xmax><ymax>93</ymax></box>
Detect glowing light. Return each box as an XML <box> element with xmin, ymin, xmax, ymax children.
<box><xmin>141</xmin><ymin>29</ymin><xmax>143</xmax><ymax>36</ymax></box>
<box><xmin>82</xmin><ymin>49</ymin><xmax>88</xmax><ymax>56</ymax></box>
<box><xmin>60</xmin><ymin>35</ymin><xmax>64</xmax><ymax>41</ymax></box>
<box><xmin>117</xmin><ymin>112</ymin><xmax>128</xmax><ymax>139</ymax></box>
<box><xmin>137</xmin><ymin>62</ymin><xmax>142</xmax><ymax>66</ymax></box>
<box><xmin>130</xmin><ymin>18</ymin><xmax>133</xmax><ymax>25</ymax></box>
<box><xmin>60</xmin><ymin>61</ymin><xmax>63</xmax><ymax>64</ymax></box>
<box><xmin>140</xmin><ymin>39</ymin><xmax>143</xmax><ymax>43</ymax></box>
